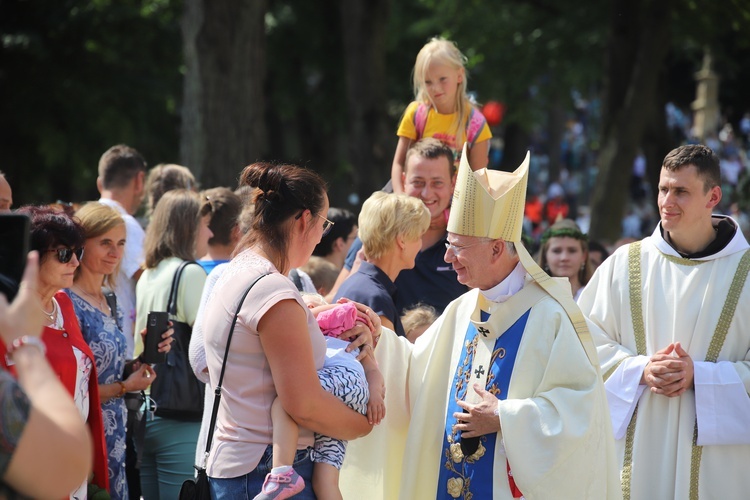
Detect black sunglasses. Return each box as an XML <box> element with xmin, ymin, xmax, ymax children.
<box><xmin>48</xmin><ymin>247</ymin><xmax>84</xmax><ymax>264</ymax></box>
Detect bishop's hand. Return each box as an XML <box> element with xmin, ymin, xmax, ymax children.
<box><xmin>454</xmin><ymin>383</ymin><xmax>502</xmax><ymax>438</ymax></box>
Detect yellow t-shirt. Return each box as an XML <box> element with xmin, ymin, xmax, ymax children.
<box><xmin>396</xmin><ymin>101</ymin><xmax>492</xmax><ymax>163</ymax></box>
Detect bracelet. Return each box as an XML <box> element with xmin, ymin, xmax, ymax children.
<box><xmin>116</xmin><ymin>381</ymin><xmax>127</xmax><ymax>398</ymax></box>
<box><xmin>6</xmin><ymin>336</ymin><xmax>46</xmax><ymax>360</ymax></box>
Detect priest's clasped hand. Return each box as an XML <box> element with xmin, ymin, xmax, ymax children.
<box><xmin>454</xmin><ymin>384</ymin><xmax>502</xmax><ymax>438</ymax></box>
<box><xmin>642</xmin><ymin>342</ymin><xmax>694</xmax><ymax>397</ymax></box>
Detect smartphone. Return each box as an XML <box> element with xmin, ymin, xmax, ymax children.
<box><xmin>459</xmin><ymin>408</ymin><xmax>480</xmax><ymax>456</ymax></box>
<box><xmin>0</xmin><ymin>214</ymin><xmax>30</xmax><ymax>302</ymax></box>
<box><xmin>143</xmin><ymin>311</ymin><xmax>169</xmax><ymax>364</ymax></box>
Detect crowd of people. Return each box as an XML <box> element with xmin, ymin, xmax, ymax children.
<box><xmin>2</xmin><ymin>35</ymin><xmax>750</xmax><ymax>500</ymax></box>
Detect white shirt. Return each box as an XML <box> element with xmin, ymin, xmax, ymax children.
<box><xmin>479</xmin><ymin>261</ymin><xmax>527</xmax><ymax>303</ymax></box>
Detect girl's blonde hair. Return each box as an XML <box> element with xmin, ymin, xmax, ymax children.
<box><xmin>74</xmin><ymin>202</ymin><xmax>125</xmax><ymax>289</ymax></box>
<box><xmin>401</xmin><ymin>303</ymin><xmax>437</xmax><ymax>341</ymax></box>
<box><xmin>412</xmin><ymin>37</ymin><xmax>472</xmax><ymax>144</ymax></box>
<box><xmin>358</xmin><ymin>191</ymin><xmax>430</xmax><ymax>261</ymax></box>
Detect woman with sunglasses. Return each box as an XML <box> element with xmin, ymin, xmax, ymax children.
<box><xmin>67</xmin><ymin>202</ymin><xmax>170</xmax><ymax>500</ymax></box>
<box><xmin>1</xmin><ymin>205</ymin><xmax>109</xmax><ymax>498</ymax></box>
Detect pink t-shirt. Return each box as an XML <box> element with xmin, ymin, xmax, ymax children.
<box><xmin>204</xmin><ymin>249</ymin><xmax>326</xmax><ymax>478</ymax></box>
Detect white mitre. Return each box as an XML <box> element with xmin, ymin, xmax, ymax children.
<box><xmin>448</xmin><ymin>145</ymin><xmax>528</xmax><ymax>241</ymax></box>
<box><xmin>448</xmin><ymin>144</ymin><xmax>599</xmax><ymax>365</ymax></box>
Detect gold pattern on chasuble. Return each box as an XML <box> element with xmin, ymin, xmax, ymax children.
<box><xmin>624</xmin><ymin>244</ymin><xmax>750</xmax><ymax>500</ymax></box>
<box><xmin>661</xmin><ymin>253</ymin><xmax>707</xmax><ymax>266</ymax></box>
<box><xmin>455</xmin><ymin>337</ymin><xmax>479</xmax><ymax>400</ymax></box>
<box><xmin>704</xmin><ymin>250</ymin><xmax>750</xmax><ymax>364</ymax></box>
<box><xmin>486</xmin><ymin>346</ymin><xmax>506</xmax><ymax>395</ymax></box>
<box><xmin>443</xmin><ymin>334</ymin><xmax>506</xmax><ymax>499</ymax></box>
<box><xmin>622</xmin><ymin>242</ymin><xmax>646</xmax><ymax>499</ymax></box>
<box><xmin>688</xmin><ymin>249</ymin><xmax>750</xmax><ymax>500</ymax></box>
<box><xmin>444</xmin><ymin>437</ymin><xmax>487</xmax><ymax>500</ymax></box>
<box><xmin>452</xmin><ymin>335</ymin><xmax>505</xmax><ymax>415</ymax></box>
<box><xmin>621</xmin><ymin>407</ymin><xmax>639</xmax><ymax>500</ymax></box>
<box><xmin>627</xmin><ymin>242</ymin><xmax>646</xmax><ymax>356</ymax></box>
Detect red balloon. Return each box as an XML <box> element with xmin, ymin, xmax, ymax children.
<box><xmin>482</xmin><ymin>101</ymin><xmax>505</xmax><ymax>127</ymax></box>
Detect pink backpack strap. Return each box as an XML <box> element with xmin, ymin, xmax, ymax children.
<box><xmin>414</xmin><ymin>103</ymin><xmax>429</xmax><ymax>140</ymax></box>
<box><xmin>465</xmin><ymin>107</ymin><xmax>487</xmax><ymax>147</ymax></box>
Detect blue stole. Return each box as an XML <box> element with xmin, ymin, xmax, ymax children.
<box><xmin>435</xmin><ymin>309</ymin><xmax>530</xmax><ymax>499</ymax></box>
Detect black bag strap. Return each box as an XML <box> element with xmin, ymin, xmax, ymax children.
<box><xmin>167</xmin><ymin>260</ymin><xmax>204</xmax><ymax>316</ymax></box>
<box><xmin>201</xmin><ymin>272</ymin><xmax>271</xmax><ymax>466</ymax></box>
<box><xmin>104</xmin><ymin>290</ymin><xmax>120</xmax><ymax>330</ymax></box>
<box><xmin>289</xmin><ymin>268</ymin><xmax>304</xmax><ymax>292</ymax></box>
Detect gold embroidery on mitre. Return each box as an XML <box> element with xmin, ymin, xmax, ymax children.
<box><xmin>447</xmin><ymin>143</ymin><xmax>530</xmax><ymax>241</ymax></box>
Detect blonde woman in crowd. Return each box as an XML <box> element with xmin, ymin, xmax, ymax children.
<box><xmin>334</xmin><ymin>191</ymin><xmax>430</xmax><ymax>336</ymax></box>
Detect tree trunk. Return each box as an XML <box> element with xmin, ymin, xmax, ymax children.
<box><xmin>181</xmin><ymin>0</ymin><xmax>268</xmax><ymax>188</ymax></box>
<box><xmin>501</xmin><ymin>122</ymin><xmax>531</xmax><ymax>173</ymax></box>
<box><xmin>547</xmin><ymin>91</ymin><xmax>565</xmax><ymax>184</ymax></box>
<box><xmin>588</xmin><ymin>0</ymin><xmax>672</xmax><ymax>244</ymax></box>
<box><xmin>642</xmin><ymin>71</ymin><xmax>676</xmax><ymax>213</ymax></box>
<box><xmin>339</xmin><ymin>0</ymin><xmax>390</xmax><ymax>203</ymax></box>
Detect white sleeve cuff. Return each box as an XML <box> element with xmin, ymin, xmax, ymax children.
<box><xmin>694</xmin><ymin>361</ymin><xmax>750</xmax><ymax>445</ymax></box>
<box><xmin>604</xmin><ymin>356</ymin><xmax>649</xmax><ymax>440</ymax></box>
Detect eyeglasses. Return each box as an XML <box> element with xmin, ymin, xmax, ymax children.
<box><xmin>48</xmin><ymin>247</ymin><xmax>84</xmax><ymax>264</ymax></box>
<box><xmin>318</xmin><ymin>214</ymin><xmax>335</xmax><ymax>237</ymax></box>
<box><xmin>295</xmin><ymin>209</ymin><xmax>334</xmax><ymax>237</ymax></box>
<box><xmin>444</xmin><ymin>240</ymin><xmax>490</xmax><ymax>254</ymax></box>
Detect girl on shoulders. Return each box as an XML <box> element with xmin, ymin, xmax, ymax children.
<box><xmin>390</xmin><ymin>37</ymin><xmax>492</xmax><ymax>193</ymax></box>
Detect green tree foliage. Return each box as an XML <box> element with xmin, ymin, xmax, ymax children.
<box><xmin>3</xmin><ymin>0</ymin><xmax>749</xmax><ymax>219</ymax></box>
<box><xmin>262</xmin><ymin>0</ymin><xmax>434</xmax><ymax>204</ymax></box>
<box><xmin>263</xmin><ymin>0</ymin><xmax>346</xmax><ymax>171</ymax></box>
<box><xmin>416</xmin><ymin>0</ymin><xmax>606</xmax><ymax>135</ymax></box>
<box><xmin>0</xmin><ymin>0</ymin><xmax>182</xmax><ymax>205</ymax></box>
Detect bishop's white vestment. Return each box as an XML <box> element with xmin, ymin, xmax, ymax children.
<box><xmin>341</xmin><ymin>274</ymin><xmax>620</xmax><ymax>499</ymax></box>
<box><xmin>578</xmin><ymin>216</ymin><xmax>750</xmax><ymax>499</ymax></box>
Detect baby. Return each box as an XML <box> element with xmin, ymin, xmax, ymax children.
<box><xmin>254</xmin><ymin>293</ymin><xmax>385</xmax><ymax>500</ymax></box>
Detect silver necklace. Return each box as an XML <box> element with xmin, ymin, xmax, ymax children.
<box><xmin>41</xmin><ymin>299</ymin><xmax>57</xmax><ymax>323</ymax></box>
<box><xmin>74</xmin><ymin>284</ymin><xmax>108</xmax><ymax>312</ymax></box>
<box><xmin>43</xmin><ymin>297</ymin><xmax>63</xmax><ymax>330</ymax></box>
